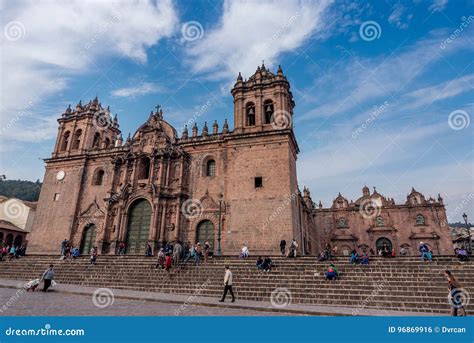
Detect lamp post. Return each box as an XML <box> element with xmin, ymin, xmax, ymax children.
<box><xmin>463</xmin><ymin>213</ymin><xmax>471</xmax><ymax>254</ymax></box>
<box><xmin>216</xmin><ymin>193</ymin><xmax>224</xmax><ymax>256</ymax></box>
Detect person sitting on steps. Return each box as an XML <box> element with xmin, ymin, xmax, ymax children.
<box><xmin>256</xmin><ymin>256</ymin><xmax>264</xmax><ymax>270</ymax></box>
<box><xmin>349</xmin><ymin>249</ymin><xmax>359</xmax><ymax>264</ymax></box>
<box><xmin>324</xmin><ymin>263</ymin><xmax>338</xmax><ymax>280</ymax></box>
<box><xmin>419</xmin><ymin>242</ymin><xmax>432</xmax><ymax>262</ymax></box>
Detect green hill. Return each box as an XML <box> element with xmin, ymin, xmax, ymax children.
<box><xmin>0</xmin><ymin>179</ymin><xmax>42</xmax><ymax>202</ymax></box>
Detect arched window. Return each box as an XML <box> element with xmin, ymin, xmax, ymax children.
<box><xmin>92</xmin><ymin>132</ymin><xmax>101</xmax><ymax>148</ymax></box>
<box><xmin>337</xmin><ymin>218</ymin><xmax>348</xmax><ymax>228</ymax></box>
<box><xmin>206</xmin><ymin>160</ymin><xmax>216</xmax><ymax>177</ymax></box>
<box><xmin>415</xmin><ymin>214</ymin><xmax>425</xmax><ymax>225</ymax></box>
<box><xmin>92</xmin><ymin>169</ymin><xmax>105</xmax><ymax>186</ymax></box>
<box><xmin>104</xmin><ymin>138</ymin><xmax>111</xmax><ymax>148</ymax></box>
<box><xmin>263</xmin><ymin>99</ymin><xmax>274</xmax><ymax>124</ymax></box>
<box><xmin>137</xmin><ymin>156</ymin><xmax>150</xmax><ymax>180</ymax></box>
<box><xmin>60</xmin><ymin>131</ymin><xmax>70</xmax><ymax>151</ymax></box>
<box><xmin>246</xmin><ymin>102</ymin><xmax>255</xmax><ymax>126</ymax></box>
<box><xmin>375</xmin><ymin>216</ymin><xmax>384</xmax><ymax>226</ymax></box>
<box><xmin>5</xmin><ymin>233</ymin><xmax>13</xmax><ymax>246</ymax></box>
<box><xmin>72</xmin><ymin>129</ymin><xmax>82</xmax><ymax>149</ymax></box>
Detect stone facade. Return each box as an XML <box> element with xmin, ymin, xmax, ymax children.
<box><xmin>27</xmin><ymin>64</ymin><xmax>452</xmax><ymax>256</ymax></box>
<box><xmin>312</xmin><ymin>186</ymin><xmax>452</xmax><ymax>256</ymax></box>
<box><xmin>28</xmin><ymin>65</ymin><xmax>312</xmax><ymax>255</ymax></box>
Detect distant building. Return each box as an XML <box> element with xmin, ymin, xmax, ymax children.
<box><xmin>312</xmin><ymin>186</ymin><xmax>452</xmax><ymax>256</ymax></box>
<box><xmin>0</xmin><ymin>196</ymin><xmax>36</xmax><ymax>247</ymax></box>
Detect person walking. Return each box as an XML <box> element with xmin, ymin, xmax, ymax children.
<box><xmin>41</xmin><ymin>264</ymin><xmax>55</xmax><ymax>292</ymax></box>
<box><xmin>445</xmin><ymin>270</ymin><xmax>467</xmax><ymax>316</ymax></box>
<box><xmin>219</xmin><ymin>265</ymin><xmax>235</xmax><ymax>303</ymax></box>
<box><xmin>279</xmin><ymin>239</ymin><xmax>286</xmax><ymax>255</ymax></box>
<box><xmin>288</xmin><ymin>239</ymin><xmax>298</xmax><ymax>258</ymax></box>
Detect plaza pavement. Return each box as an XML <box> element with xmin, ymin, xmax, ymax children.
<box><xmin>0</xmin><ymin>278</ymin><xmax>444</xmax><ymax>316</ymax></box>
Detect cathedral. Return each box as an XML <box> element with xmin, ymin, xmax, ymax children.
<box><xmin>28</xmin><ymin>64</ymin><xmax>453</xmax><ymax>256</ymax></box>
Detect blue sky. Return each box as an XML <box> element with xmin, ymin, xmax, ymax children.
<box><xmin>1</xmin><ymin>0</ymin><xmax>473</xmax><ymax>221</ymax></box>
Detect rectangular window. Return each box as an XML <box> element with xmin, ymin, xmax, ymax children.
<box><xmin>53</xmin><ymin>193</ymin><xmax>60</xmax><ymax>201</ymax></box>
<box><xmin>254</xmin><ymin>177</ymin><xmax>263</xmax><ymax>188</ymax></box>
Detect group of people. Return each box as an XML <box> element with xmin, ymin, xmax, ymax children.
<box><xmin>154</xmin><ymin>240</ymin><xmax>213</xmax><ymax>274</ymax></box>
<box><xmin>0</xmin><ymin>243</ymin><xmax>27</xmax><ymax>260</ymax></box>
<box><xmin>256</xmin><ymin>256</ymin><xmax>273</xmax><ymax>272</ymax></box>
<box><xmin>59</xmin><ymin>239</ymin><xmax>80</xmax><ymax>260</ymax></box>
<box><xmin>279</xmin><ymin>239</ymin><xmax>299</xmax><ymax>258</ymax></box>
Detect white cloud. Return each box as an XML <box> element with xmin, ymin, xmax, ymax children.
<box><xmin>388</xmin><ymin>4</ymin><xmax>413</xmax><ymax>29</ymax></box>
<box><xmin>403</xmin><ymin>74</ymin><xmax>474</xmax><ymax>110</ymax></box>
<box><xmin>0</xmin><ymin>0</ymin><xmax>178</xmax><ymax>142</ymax></box>
<box><xmin>299</xmin><ymin>33</ymin><xmax>474</xmax><ymax>120</ymax></box>
<box><xmin>429</xmin><ymin>0</ymin><xmax>448</xmax><ymax>13</ymax></box>
<box><xmin>185</xmin><ymin>0</ymin><xmax>333</xmax><ymax>79</ymax></box>
<box><xmin>111</xmin><ymin>82</ymin><xmax>162</xmax><ymax>98</ymax></box>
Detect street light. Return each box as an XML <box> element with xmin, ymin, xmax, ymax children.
<box><xmin>463</xmin><ymin>213</ymin><xmax>471</xmax><ymax>254</ymax></box>
<box><xmin>216</xmin><ymin>192</ymin><xmax>224</xmax><ymax>256</ymax></box>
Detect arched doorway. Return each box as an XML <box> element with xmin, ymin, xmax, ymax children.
<box><xmin>126</xmin><ymin>199</ymin><xmax>151</xmax><ymax>254</ymax></box>
<box><xmin>5</xmin><ymin>234</ymin><xmax>13</xmax><ymax>246</ymax></box>
<box><xmin>196</xmin><ymin>220</ymin><xmax>215</xmax><ymax>248</ymax></box>
<box><xmin>80</xmin><ymin>224</ymin><xmax>97</xmax><ymax>255</ymax></box>
<box><xmin>14</xmin><ymin>235</ymin><xmax>22</xmax><ymax>247</ymax></box>
<box><xmin>375</xmin><ymin>237</ymin><xmax>392</xmax><ymax>256</ymax></box>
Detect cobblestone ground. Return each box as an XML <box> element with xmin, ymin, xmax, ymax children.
<box><xmin>0</xmin><ymin>288</ymin><xmax>289</xmax><ymax>316</ymax></box>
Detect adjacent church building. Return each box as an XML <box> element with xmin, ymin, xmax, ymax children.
<box><xmin>28</xmin><ymin>65</ymin><xmax>453</xmax><ymax>256</ymax></box>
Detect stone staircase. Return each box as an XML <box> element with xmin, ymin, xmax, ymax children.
<box><xmin>0</xmin><ymin>255</ymin><xmax>472</xmax><ymax>314</ymax></box>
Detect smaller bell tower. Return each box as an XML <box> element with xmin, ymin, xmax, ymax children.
<box><xmin>230</xmin><ymin>63</ymin><xmax>295</xmax><ymax>134</ymax></box>
<box><xmin>53</xmin><ymin>96</ymin><xmax>120</xmax><ymax>157</ymax></box>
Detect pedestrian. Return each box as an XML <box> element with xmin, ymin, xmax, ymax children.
<box><xmin>219</xmin><ymin>265</ymin><xmax>235</xmax><ymax>303</ymax></box>
<box><xmin>155</xmin><ymin>248</ymin><xmax>165</xmax><ymax>269</ymax></box>
<box><xmin>145</xmin><ymin>244</ymin><xmax>153</xmax><ymax>257</ymax></box>
<box><xmin>288</xmin><ymin>239</ymin><xmax>298</xmax><ymax>258</ymax></box>
<box><xmin>60</xmin><ymin>239</ymin><xmax>67</xmax><ymax>256</ymax></box>
<box><xmin>8</xmin><ymin>245</ymin><xmax>16</xmax><ymax>260</ymax></box>
<box><xmin>455</xmin><ymin>248</ymin><xmax>469</xmax><ymax>262</ymax></box>
<box><xmin>262</xmin><ymin>256</ymin><xmax>273</xmax><ymax>272</ymax></box>
<box><xmin>173</xmin><ymin>240</ymin><xmax>182</xmax><ymax>267</ymax></box>
<box><xmin>41</xmin><ymin>264</ymin><xmax>55</xmax><ymax>292</ymax></box>
<box><xmin>182</xmin><ymin>241</ymin><xmax>192</xmax><ymax>264</ymax></box>
<box><xmin>165</xmin><ymin>253</ymin><xmax>172</xmax><ymax>274</ymax></box>
<box><xmin>195</xmin><ymin>243</ymin><xmax>202</xmax><ymax>265</ymax></box>
<box><xmin>204</xmin><ymin>241</ymin><xmax>210</xmax><ymax>262</ymax></box>
<box><xmin>118</xmin><ymin>241</ymin><xmax>126</xmax><ymax>256</ymax></box>
<box><xmin>324</xmin><ymin>263</ymin><xmax>338</xmax><ymax>280</ymax></box>
<box><xmin>361</xmin><ymin>251</ymin><xmax>369</xmax><ymax>265</ymax></box>
<box><xmin>72</xmin><ymin>247</ymin><xmax>79</xmax><ymax>259</ymax></box>
<box><xmin>90</xmin><ymin>246</ymin><xmax>98</xmax><ymax>264</ymax></box>
<box><xmin>279</xmin><ymin>239</ymin><xmax>286</xmax><ymax>255</ymax></box>
<box><xmin>444</xmin><ymin>270</ymin><xmax>467</xmax><ymax>316</ymax></box>
<box><xmin>239</xmin><ymin>243</ymin><xmax>249</xmax><ymax>259</ymax></box>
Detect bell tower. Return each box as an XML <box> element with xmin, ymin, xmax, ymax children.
<box><xmin>53</xmin><ymin>96</ymin><xmax>120</xmax><ymax>158</ymax></box>
<box><xmin>230</xmin><ymin>63</ymin><xmax>295</xmax><ymax>134</ymax></box>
